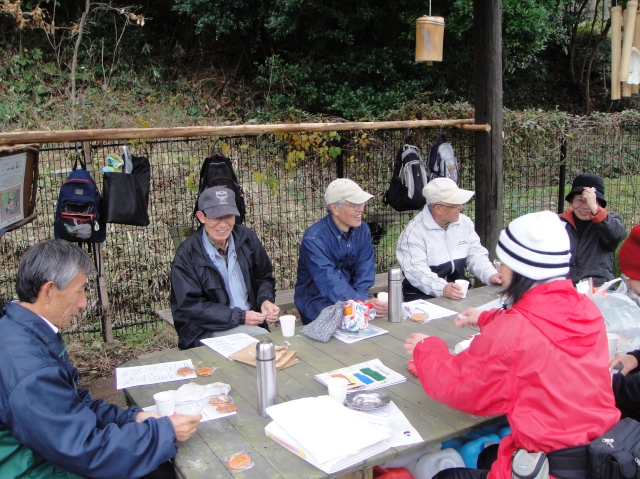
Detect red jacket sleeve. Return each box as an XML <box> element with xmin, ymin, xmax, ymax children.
<box><xmin>413</xmin><ymin>309</ymin><xmax>523</xmax><ymax>417</ymax></box>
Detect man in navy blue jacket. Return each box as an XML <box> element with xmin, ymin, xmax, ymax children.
<box><xmin>0</xmin><ymin>239</ymin><xmax>201</xmax><ymax>479</ymax></box>
<box><xmin>295</xmin><ymin>179</ymin><xmax>388</xmax><ymax>324</ymax></box>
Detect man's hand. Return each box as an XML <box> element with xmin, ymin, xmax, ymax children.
<box><xmin>135</xmin><ymin>411</ymin><xmax>160</xmax><ymax>423</ymax></box>
<box><xmin>245</xmin><ymin>310</ymin><xmax>267</xmax><ymax>325</ymax></box>
<box><xmin>169</xmin><ymin>414</ymin><xmax>201</xmax><ymax>442</ymax></box>
<box><xmin>369</xmin><ymin>297</ymin><xmax>388</xmax><ymax>318</ymax></box>
<box><xmin>443</xmin><ymin>282</ymin><xmax>464</xmax><ymax>300</ymax></box>
<box><xmin>582</xmin><ymin>186</ymin><xmax>599</xmax><ymax>215</ymax></box>
<box><xmin>454</xmin><ymin>308</ymin><xmax>481</xmax><ymax>328</ymax></box>
<box><xmin>489</xmin><ymin>273</ymin><xmax>502</xmax><ymax>285</ymax></box>
<box><xmin>404</xmin><ymin>332</ymin><xmax>429</xmax><ymax>357</ymax></box>
<box><xmin>609</xmin><ymin>353</ymin><xmax>639</xmax><ymax>375</ymax></box>
<box><xmin>261</xmin><ymin>300</ymin><xmax>280</xmax><ymax>324</ymax></box>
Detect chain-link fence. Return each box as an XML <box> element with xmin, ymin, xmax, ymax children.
<box><xmin>2</xmin><ymin>123</ymin><xmax>640</xmax><ymax>339</ymax></box>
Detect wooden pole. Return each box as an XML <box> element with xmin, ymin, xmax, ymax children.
<box><xmin>634</xmin><ymin>12</ymin><xmax>640</xmax><ymax>94</ymax></box>
<box><xmin>612</xmin><ymin>6</ymin><xmax>623</xmax><ymax>100</ymax></box>
<box><xmin>0</xmin><ymin>119</ymin><xmax>490</xmax><ymax>146</ymax></box>
<box><xmin>474</xmin><ymin>0</ymin><xmax>503</xmax><ymax>259</ymax></box>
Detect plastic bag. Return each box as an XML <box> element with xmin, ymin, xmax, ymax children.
<box><xmin>588</xmin><ymin>279</ymin><xmax>640</xmax><ymax>351</ymax></box>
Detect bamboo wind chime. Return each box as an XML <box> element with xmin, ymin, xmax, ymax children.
<box><xmin>415</xmin><ymin>0</ymin><xmax>445</xmax><ymax>65</ymax></box>
<box><xmin>611</xmin><ymin>1</ymin><xmax>640</xmax><ymax>100</ymax></box>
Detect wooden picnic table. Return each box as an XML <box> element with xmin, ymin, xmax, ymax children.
<box><xmin>123</xmin><ymin>284</ymin><xmax>503</xmax><ymax>479</ymax></box>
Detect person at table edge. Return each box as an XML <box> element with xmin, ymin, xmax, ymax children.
<box><xmin>171</xmin><ymin>186</ymin><xmax>279</xmax><ymax>349</ymax></box>
<box><xmin>0</xmin><ymin>239</ymin><xmax>201</xmax><ymax>479</ymax></box>
<box><xmin>295</xmin><ymin>178</ymin><xmax>388</xmax><ymax>324</ymax></box>
<box><xmin>404</xmin><ymin>211</ymin><xmax>618</xmax><ymax>479</ymax></box>
<box><xmin>609</xmin><ymin>224</ymin><xmax>640</xmax><ymax>422</ymax></box>
<box><xmin>559</xmin><ymin>173</ymin><xmax>626</xmax><ymax>286</ymax></box>
<box><xmin>396</xmin><ymin>177</ymin><xmax>501</xmax><ymax>301</ymax></box>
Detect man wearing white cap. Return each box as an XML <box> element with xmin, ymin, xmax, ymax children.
<box><xmin>396</xmin><ymin>178</ymin><xmax>500</xmax><ymax>301</ymax></box>
<box><xmin>171</xmin><ymin>187</ymin><xmax>279</xmax><ymax>349</ymax></box>
<box><xmin>295</xmin><ymin>179</ymin><xmax>388</xmax><ymax>324</ymax></box>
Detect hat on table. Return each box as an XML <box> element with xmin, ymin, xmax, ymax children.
<box><xmin>423</xmin><ymin>178</ymin><xmax>474</xmax><ymax>205</ymax></box>
<box><xmin>324</xmin><ymin>179</ymin><xmax>374</xmax><ymax>205</ymax></box>
<box><xmin>565</xmin><ymin>173</ymin><xmax>607</xmax><ymax>208</ymax></box>
<box><xmin>496</xmin><ymin>211</ymin><xmax>571</xmax><ymax>281</ymax></box>
<box><xmin>619</xmin><ymin>225</ymin><xmax>640</xmax><ymax>280</ymax></box>
<box><xmin>198</xmin><ymin>187</ymin><xmax>240</xmax><ymax>218</ymax></box>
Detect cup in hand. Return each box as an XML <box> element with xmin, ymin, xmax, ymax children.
<box><xmin>279</xmin><ymin>315</ymin><xmax>296</xmax><ymax>337</ymax></box>
<box><xmin>454</xmin><ymin>279</ymin><xmax>470</xmax><ymax>298</ymax></box>
<box><xmin>607</xmin><ymin>332</ymin><xmax>619</xmax><ymax>358</ymax></box>
<box><xmin>326</xmin><ymin>377</ymin><xmax>349</xmax><ymax>404</ymax></box>
<box><xmin>377</xmin><ymin>292</ymin><xmax>388</xmax><ymax>304</ymax></box>
<box><xmin>153</xmin><ymin>390</ymin><xmax>177</xmax><ymax>417</ymax></box>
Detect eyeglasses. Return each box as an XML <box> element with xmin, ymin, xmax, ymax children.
<box><xmin>493</xmin><ymin>259</ymin><xmax>502</xmax><ymax>270</ymax></box>
<box><xmin>204</xmin><ymin>214</ymin><xmax>236</xmax><ymax>225</ymax></box>
<box><xmin>344</xmin><ymin>201</ymin><xmax>366</xmax><ymax>211</ymax></box>
<box><xmin>435</xmin><ymin>203</ymin><xmax>463</xmax><ymax>210</ymax></box>
<box><xmin>571</xmin><ymin>196</ymin><xmax>586</xmax><ymax>207</ymax></box>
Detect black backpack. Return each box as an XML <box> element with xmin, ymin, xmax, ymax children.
<box><xmin>54</xmin><ymin>157</ymin><xmax>106</xmax><ymax>243</ymax></box>
<box><xmin>383</xmin><ymin>144</ymin><xmax>428</xmax><ymax>212</ymax></box>
<box><xmin>193</xmin><ymin>153</ymin><xmax>246</xmax><ymax>224</ymax></box>
<box><xmin>427</xmin><ymin>134</ymin><xmax>459</xmax><ymax>184</ymax></box>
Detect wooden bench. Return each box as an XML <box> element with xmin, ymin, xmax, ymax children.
<box><xmin>156</xmin><ymin>272</ymin><xmax>389</xmax><ymax>327</ymax></box>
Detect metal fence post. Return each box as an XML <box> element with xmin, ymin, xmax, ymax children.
<box><xmin>557</xmin><ymin>136</ymin><xmax>567</xmax><ymax>214</ymax></box>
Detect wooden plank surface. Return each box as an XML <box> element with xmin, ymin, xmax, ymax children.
<box><xmin>124</xmin><ymin>285</ymin><xmax>503</xmax><ymax>479</ymax></box>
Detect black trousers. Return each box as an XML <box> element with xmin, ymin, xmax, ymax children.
<box><xmin>433</xmin><ymin>444</ymin><xmax>498</xmax><ymax>479</ymax></box>
<box><xmin>137</xmin><ymin>461</ymin><xmax>176</xmax><ymax>479</ymax></box>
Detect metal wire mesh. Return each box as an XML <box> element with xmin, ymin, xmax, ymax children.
<box><xmin>2</xmin><ymin>123</ymin><xmax>640</xmax><ymax>339</ymax></box>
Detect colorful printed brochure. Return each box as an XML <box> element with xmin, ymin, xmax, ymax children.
<box><xmin>314</xmin><ymin>359</ymin><xmax>406</xmax><ymax>392</ymax></box>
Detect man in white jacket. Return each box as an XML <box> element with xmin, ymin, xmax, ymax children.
<box><xmin>396</xmin><ymin>178</ymin><xmax>501</xmax><ymax>300</ymax></box>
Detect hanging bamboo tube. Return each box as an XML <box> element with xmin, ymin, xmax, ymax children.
<box><xmin>623</xmin><ymin>8</ymin><xmax>633</xmax><ymax>97</ymax></box>
<box><xmin>634</xmin><ymin>12</ymin><xmax>640</xmax><ymax>94</ymax></box>
<box><xmin>621</xmin><ymin>1</ymin><xmax>638</xmax><ymax>82</ymax></box>
<box><xmin>612</xmin><ymin>6</ymin><xmax>622</xmax><ymax>100</ymax></box>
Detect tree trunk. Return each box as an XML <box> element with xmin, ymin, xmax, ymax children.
<box><xmin>71</xmin><ymin>0</ymin><xmax>91</xmax><ymax>105</ymax></box>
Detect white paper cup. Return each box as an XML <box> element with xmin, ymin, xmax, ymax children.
<box><xmin>377</xmin><ymin>292</ymin><xmax>388</xmax><ymax>304</ymax></box>
<box><xmin>327</xmin><ymin>377</ymin><xmax>349</xmax><ymax>404</ymax></box>
<box><xmin>607</xmin><ymin>332</ymin><xmax>620</xmax><ymax>358</ymax></box>
<box><xmin>279</xmin><ymin>315</ymin><xmax>296</xmax><ymax>337</ymax></box>
<box><xmin>153</xmin><ymin>390</ymin><xmax>176</xmax><ymax>417</ymax></box>
<box><xmin>455</xmin><ymin>279</ymin><xmax>470</xmax><ymax>298</ymax></box>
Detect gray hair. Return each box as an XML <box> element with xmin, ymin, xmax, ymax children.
<box><xmin>16</xmin><ymin>239</ymin><xmax>94</xmax><ymax>303</ymax></box>
<box><xmin>327</xmin><ymin>199</ymin><xmax>346</xmax><ymax>215</ymax></box>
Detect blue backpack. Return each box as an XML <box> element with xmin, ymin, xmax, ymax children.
<box><xmin>54</xmin><ymin>158</ymin><xmax>106</xmax><ymax>243</ymax></box>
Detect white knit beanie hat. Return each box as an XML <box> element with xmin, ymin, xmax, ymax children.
<box><xmin>496</xmin><ymin>211</ymin><xmax>571</xmax><ymax>281</ymax></box>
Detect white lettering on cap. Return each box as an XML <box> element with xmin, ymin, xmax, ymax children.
<box><xmin>215</xmin><ymin>190</ymin><xmax>229</xmax><ymax>204</ymax></box>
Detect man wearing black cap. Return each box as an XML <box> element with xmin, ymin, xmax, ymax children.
<box><xmin>559</xmin><ymin>173</ymin><xmax>626</xmax><ymax>286</ymax></box>
<box><xmin>170</xmin><ymin>187</ymin><xmax>279</xmax><ymax>349</ymax></box>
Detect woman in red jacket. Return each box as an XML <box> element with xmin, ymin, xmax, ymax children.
<box><xmin>405</xmin><ymin>210</ymin><xmax>619</xmax><ymax>479</ymax></box>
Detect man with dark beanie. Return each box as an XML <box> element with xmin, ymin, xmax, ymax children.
<box><xmin>559</xmin><ymin>173</ymin><xmax>626</xmax><ymax>286</ymax></box>
<box><xmin>609</xmin><ymin>225</ymin><xmax>640</xmax><ymax>421</ymax></box>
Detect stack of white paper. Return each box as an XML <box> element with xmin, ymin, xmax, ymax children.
<box><xmin>265</xmin><ymin>396</ymin><xmax>391</xmax><ymax>474</ymax></box>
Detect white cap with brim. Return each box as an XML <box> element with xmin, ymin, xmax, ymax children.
<box><xmin>423</xmin><ymin>178</ymin><xmax>474</xmax><ymax>205</ymax></box>
<box><xmin>496</xmin><ymin>210</ymin><xmax>571</xmax><ymax>281</ymax></box>
<box><xmin>324</xmin><ymin>178</ymin><xmax>374</xmax><ymax>205</ymax></box>
<box><xmin>198</xmin><ymin>186</ymin><xmax>240</xmax><ymax>218</ymax></box>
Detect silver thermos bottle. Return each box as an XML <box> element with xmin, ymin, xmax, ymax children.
<box><xmin>388</xmin><ymin>268</ymin><xmax>404</xmax><ymax>323</ymax></box>
<box><xmin>256</xmin><ymin>340</ymin><xmax>277</xmax><ymax>417</ymax></box>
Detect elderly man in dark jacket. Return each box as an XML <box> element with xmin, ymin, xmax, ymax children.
<box><xmin>559</xmin><ymin>173</ymin><xmax>626</xmax><ymax>286</ymax></box>
<box><xmin>0</xmin><ymin>240</ymin><xmax>200</xmax><ymax>479</ymax></box>
<box><xmin>171</xmin><ymin>187</ymin><xmax>278</xmax><ymax>349</ymax></box>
